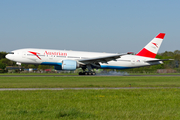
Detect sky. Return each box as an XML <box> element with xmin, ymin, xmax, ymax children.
<box><xmin>0</xmin><ymin>0</ymin><xmax>180</xmax><ymax>54</ymax></box>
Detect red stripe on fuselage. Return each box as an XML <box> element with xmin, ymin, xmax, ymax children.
<box><xmin>28</xmin><ymin>51</ymin><xmax>41</xmax><ymax>60</ymax></box>
<box><xmin>136</xmin><ymin>48</ymin><xmax>156</xmax><ymax>58</ymax></box>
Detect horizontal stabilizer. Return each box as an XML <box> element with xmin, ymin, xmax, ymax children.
<box><xmin>145</xmin><ymin>59</ymin><xmax>173</xmax><ymax>62</ymax></box>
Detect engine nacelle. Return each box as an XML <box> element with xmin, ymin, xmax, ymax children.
<box><xmin>62</xmin><ymin>60</ymin><xmax>78</xmax><ymax>70</ymax></box>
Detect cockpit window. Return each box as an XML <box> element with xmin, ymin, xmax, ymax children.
<box><xmin>8</xmin><ymin>52</ymin><xmax>14</xmax><ymax>54</ymax></box>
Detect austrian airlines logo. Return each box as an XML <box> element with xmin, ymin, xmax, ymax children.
<box><xmin>28</xmin><ymin>51</ymin><xmax>41</xmax><ymax>60</ymax></box>
<box><xmin>44</xmin><ymin>51</ymin><xmax>67</xmax><ymax>56</ymax></box>
<box><xmin>152</xmin><ymin>42</ymin><xmax>158</xmax><ymax>48</ymax></box>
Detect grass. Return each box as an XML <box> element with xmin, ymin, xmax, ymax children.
<box><xmin>1</xmin><ymin>76</ymin><xmax>180</xmax><ymax>119</ymax></box>
<box><xmin>0</xmin><ymin>76</ymin><xmax>180</xmax><ymax>88</ymax></box>
<box><xmin>0</xmin><ymin>89</ymin><xmax>180</xmax><ymax>119</ymax></box>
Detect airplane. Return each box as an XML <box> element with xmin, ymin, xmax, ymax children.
<box><xmin>6</xmin><ymin>33</ymin><xmax>170</xmax><ymax>75</ymax></box>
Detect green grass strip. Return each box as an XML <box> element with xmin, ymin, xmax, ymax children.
<box><xmin>0</xmin><ymin>89</ymin><xmax>180</xmax><ymax>119</ymax></box>
<box><xmin>0</xmin><ymin>76</ymin><xmax>180</xmax><ymax>88</ymax></box>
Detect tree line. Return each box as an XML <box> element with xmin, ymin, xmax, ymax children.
<box><xmin>0</xmin><ymin>50</ymin><xmax>180</xmax><ymax>73</ymax></box>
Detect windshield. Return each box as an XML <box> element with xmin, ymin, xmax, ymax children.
<box><xmin>8</xmin><ymin>52</ymin><xmax>14</xmax><ymax>54</ymax></box>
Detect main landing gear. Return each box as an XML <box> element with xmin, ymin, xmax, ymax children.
<box><xmin>79</xmin><ymin>72</ymin><xmax>96</xmax><ymax>75</ymax></box>
<box><xmin>78</xmin><ymin>64</ymin><xmax>96</xmax><ymax>75</ymax></box>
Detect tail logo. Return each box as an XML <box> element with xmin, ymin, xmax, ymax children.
<box><xmin>28</xmin><ymin>51</ymin><xmax>41</xmax><ymax>60</ymax></box>
<box><xmin>152</xmin><ymin>42</ymin><xmax>158</xmax><ymax>48</ymax></box>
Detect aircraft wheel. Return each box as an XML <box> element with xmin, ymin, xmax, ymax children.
<box><xmin>79</xmin><ymin>72</ymin><xmax>83</xmax><ymax>75</ymax></box>
<box><xmin>84</xmin><ymin>72</ymin><xmax>88</xmax><ymax>75</ymax></box>
<box><xmin>88</xmin><ymin>72</ymin><xmax>92</xmax><ymax>75</ymax></box>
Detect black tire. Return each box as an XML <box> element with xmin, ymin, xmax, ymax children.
<box><xmin>88</xmin><ymin>72</ymin><xmax>92</xmax><ymax>75</ymax></box>
<box><xmin>79</xmin><ymin>72</ymin><xmax>83</xmax><ymax>75</ymax></box>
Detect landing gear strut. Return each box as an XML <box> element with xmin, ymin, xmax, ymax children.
<box><xmin>78</xmin><ymin>64</ymin><xmax>96</xmax><ymax>75</ymax></box>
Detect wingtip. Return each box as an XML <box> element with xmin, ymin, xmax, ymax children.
<box><xmin>156</xmin><ymin>33</ymin><xmax>166</xmax><ymax>39</ymax></box>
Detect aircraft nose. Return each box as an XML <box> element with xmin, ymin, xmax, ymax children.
<box><xmin>6</xmin><ymin>54</ymin><xmax>14</xmax><ymax>61</ymax></box>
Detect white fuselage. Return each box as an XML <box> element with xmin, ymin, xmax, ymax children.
<box><xmin>6</xmin><ymin>48</ymin><xmax>162</xmax><ymax>70</ymax></box>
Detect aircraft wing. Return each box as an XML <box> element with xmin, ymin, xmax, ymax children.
<box><xmin>78</xmin><ymin>54</ymin><xmax>126</xmax><ymax>64</ymax></box>
<box><xmin>145</xmin><ymin>59</ymin><xmax>173</xmax><ymax>62</ymax></box>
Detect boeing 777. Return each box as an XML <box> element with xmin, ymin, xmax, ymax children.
<box><xmin>6</xmin><ymin>33</ymin><xmax>169</xmax><ymax>75</ymax></box>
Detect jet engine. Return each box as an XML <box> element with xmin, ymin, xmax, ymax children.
<box><xmin>54</xmin><ymin>60</ymin><xmax>79</xmax><ymax>71</ymax></box>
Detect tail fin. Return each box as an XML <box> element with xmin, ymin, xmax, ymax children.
<box><xmin>136</xmin><ymin>33</ymin><xmax>165</xmax><ymax>58</ymax></box>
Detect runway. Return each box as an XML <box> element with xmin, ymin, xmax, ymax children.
<box><xmin>0</xmin><ymin>75</ymin><xmax>180</xmax><ymax>77</ymax></box>
<box><xmin>0</xmin><ymin>87</ymin><xmax>180</xmax><ymax>91</ymax></box>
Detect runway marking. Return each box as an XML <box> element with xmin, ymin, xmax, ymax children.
<box><xmin>0</xmin><ymin>87</ymin><xmax>179</xmax><ymax>91</ymax></box>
